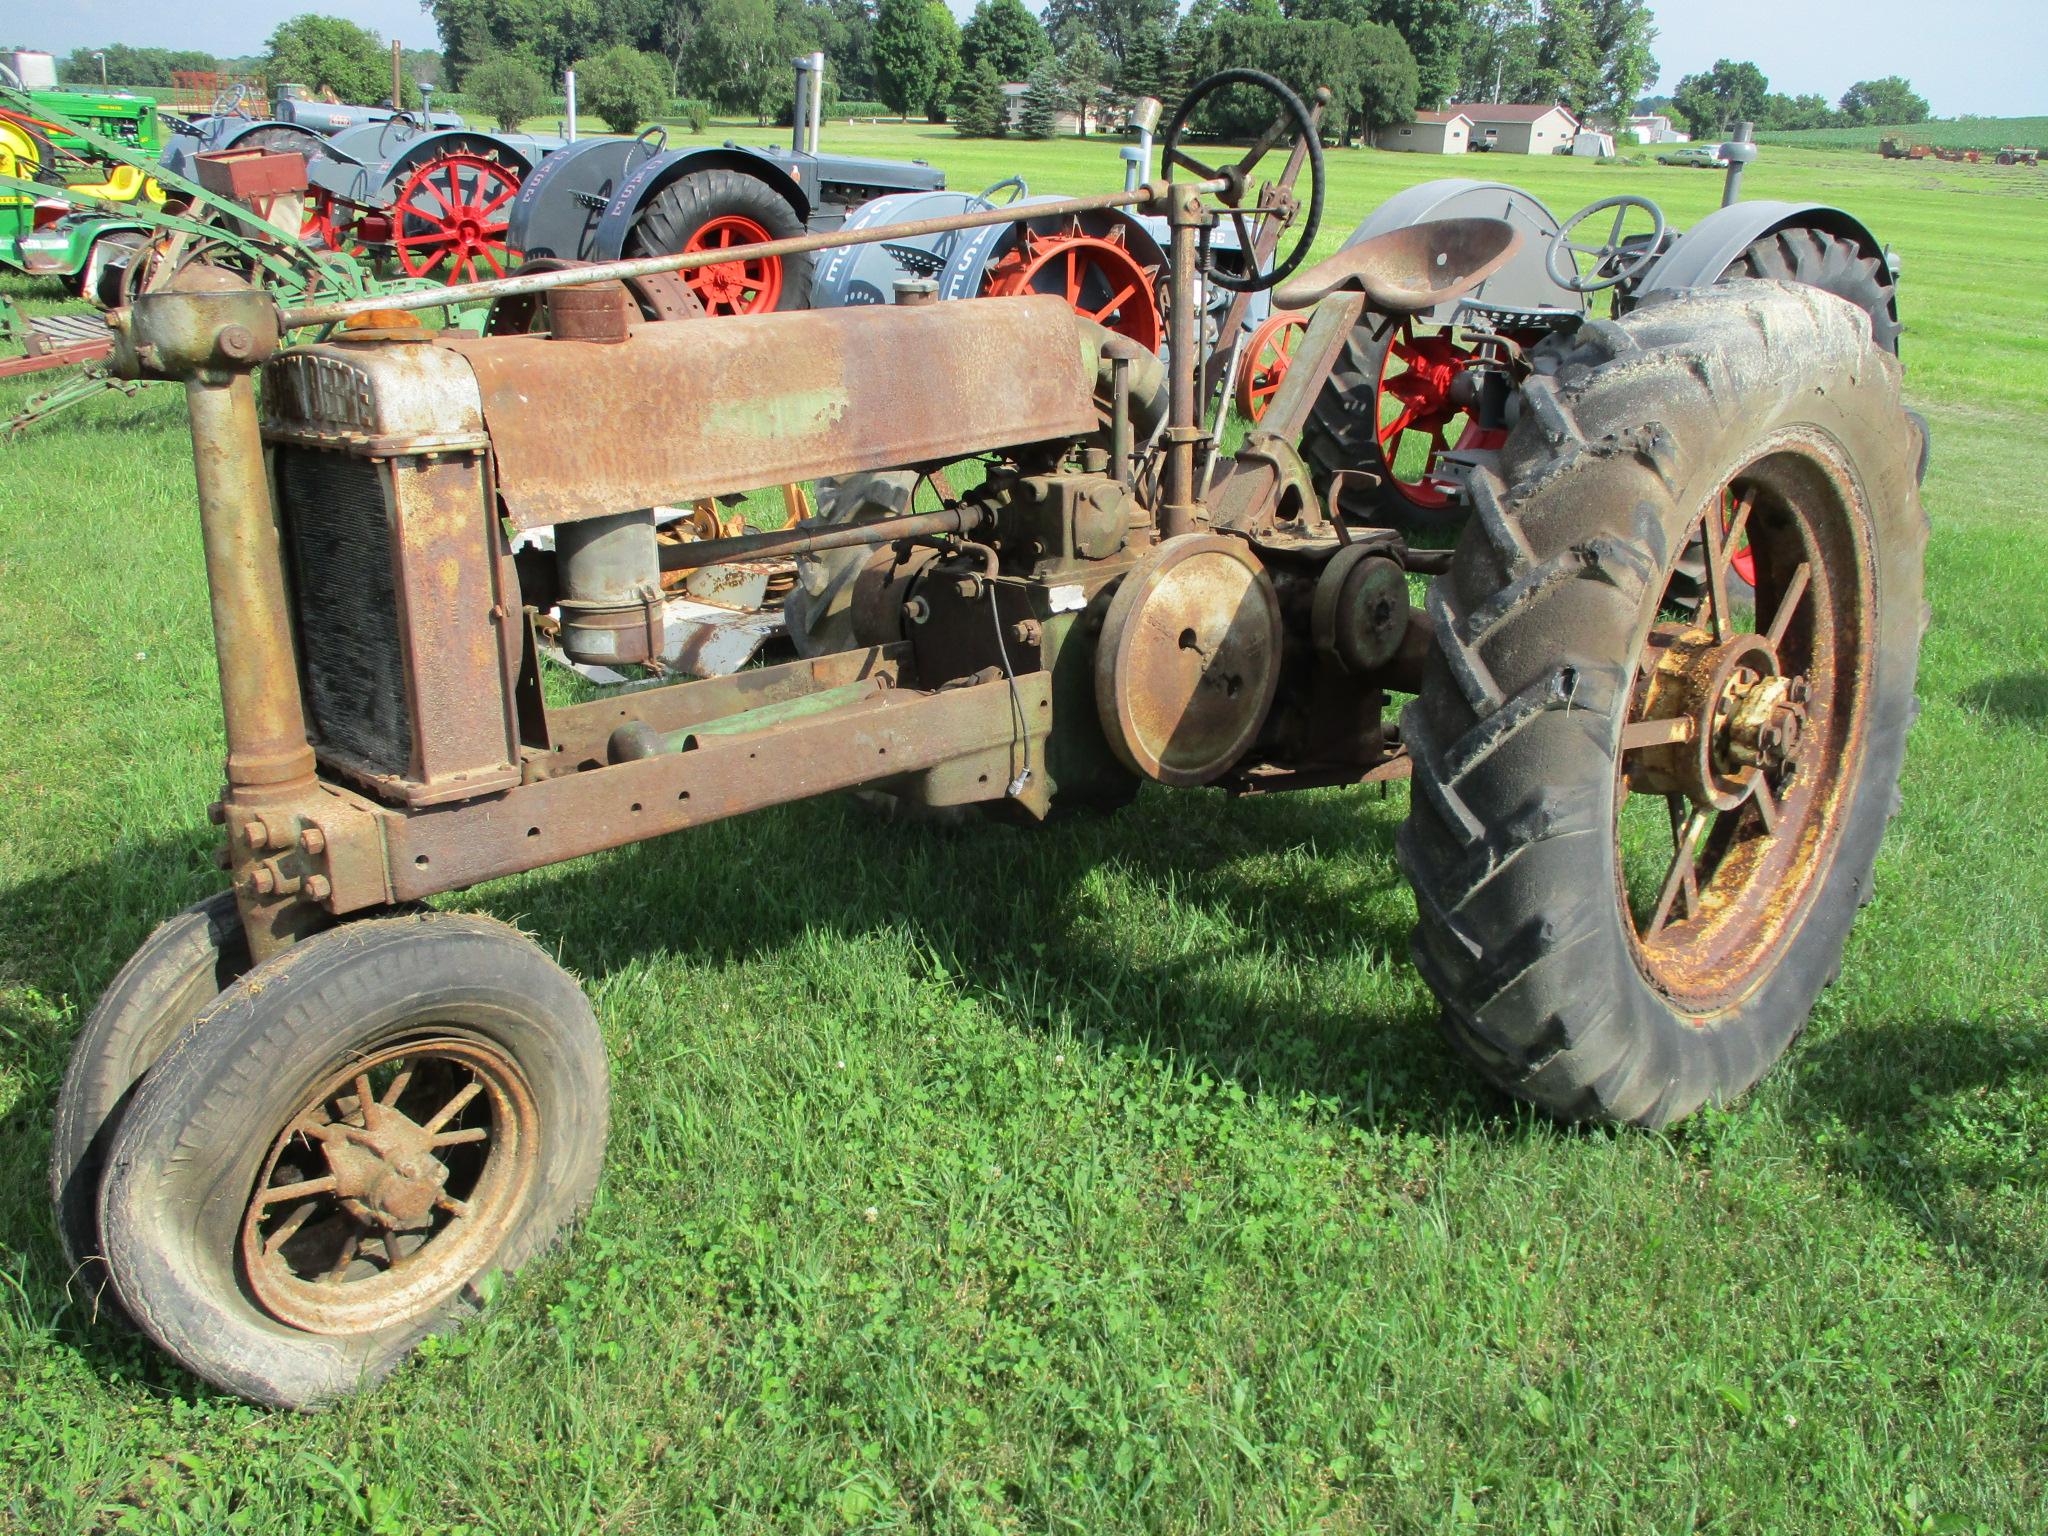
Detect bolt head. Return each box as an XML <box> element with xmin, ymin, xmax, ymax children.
<box><xmin>250</xmin><ymin>866</ymin><xmax>276</xmax><ymax>895</ymax></box>
<box><xmin>299</xmin><ymin>826</ymin><xmax>327</xmax><ymax>855</ymax></box>
<box><xmin>219</xmin><ymin>324</ymin><xmax>254</xmax><ymax>360</ymax></box>
<box><xmin>304</xmin><ymin>874</ymin><xmax>333</xmax><ymax>903</ymax></box>
<box><xmin>244</xmin><ymin>818</ymin><xmax>270</xmax><ymax>850</ymax></box>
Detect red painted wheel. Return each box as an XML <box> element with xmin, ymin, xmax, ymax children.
<box><xmin>681</xmin><ymin>213</ymin><xmax>783</xmax><ymax>316</ymax></box>
<box><xmin>1375</xmin><ymin>320</ymin><xmax>1508</xmax><ymax>511</ymax></box>
<box><xmin>983</xmin><ymin>219</ymin><xmax>1162</xmax><ymax>353</ymax></box>
<box><xmin>306</xmin><ymin>191</ymin><xmax>369</xmax><ymax>258</ymax></box>
<box><xmin>392</xmin><ymin>151</ymin><xmax>521</xmax><ymax>284</ymax></box>
<box><xmin>1235</xmin><ymin>312</ymin><xmax>1307</xmax><ymax>421</ymax></box>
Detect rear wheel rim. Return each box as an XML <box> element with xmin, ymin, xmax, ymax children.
<box><xmin>982</xmin><ymin>219</ymin><xmax>1162</xmax><ymax>353</ymax></box>
<box><xmin>1613</xmin><ymin>439</ymin><xmax>1872</xmax><ymax>1010</ymax></box>
<box><xmin>682</xmin><ymin>213</ymin><xmax>782</xmax><ymax>315</ymax></box>
<box><xmin>1374</xmin><ymin>321</ymin><xmax>1505</xmax><ymax>509</ymax></box>
<box><xmin>239</xmin><ymin>1035</ymin><xmax>539</xmax><ymax>1335</ymax></box>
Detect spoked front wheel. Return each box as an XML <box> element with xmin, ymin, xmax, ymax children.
<box><xmin>1402</xmin><ymin>281</ymin><xmax>1927</xmax><ymax>1127</ymax></box>
<box><xmin>97</xmin><ymin>912</ymin><xmax>608</xmax><ymax>1408</ymax></box>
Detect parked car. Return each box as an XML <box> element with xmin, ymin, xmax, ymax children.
<box><xmin>1659</xmin><ymin>144</ymin><xmax>1726</xmax><ymax>168</ymax></box>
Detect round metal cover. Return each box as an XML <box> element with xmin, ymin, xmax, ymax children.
<box><xmin>810</xmin><ymin>190</ymin><xmax>989</xmax><ymax>308</ymax></box>
<box><xmin>510</xmin><ymin>137</ymin><xmax>655</xmax><ymax>261</ymax></box>
<box><xmin>1095</xmin><ymin>534</ymin><xmax>1282</xmax><ymax>786</ymax></box>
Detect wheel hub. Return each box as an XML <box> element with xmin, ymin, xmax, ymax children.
<box><xmin>1629</xmin><ymin>626</ymin><xmax>1811</xmax><ymax>811</ymax></box>
<box><xmin>321</xmin><ymin>1100</ymin><xmax>452</xmax><ymax>1230</ymax></box>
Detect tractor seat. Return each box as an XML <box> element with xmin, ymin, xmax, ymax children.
<box><xmin>68</xmin><ymin>163</ymin><xmax>166</xmax><ymax>206</ymax></box>
<box><xmin>1273</xmin><ymin>217</ymin><xmax>1522</xmax><ymax>315</ymax></box>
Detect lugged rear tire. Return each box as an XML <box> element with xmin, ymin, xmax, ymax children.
<box><xmin>1722</xmin><ymin>226</ymin><xmax>1901</xmax><ymax>354</ymax></box>
<box><xmin>1399</xmin><ymin>282</ymin><xmax>1927</xmax><ymax>1127</ymax></box>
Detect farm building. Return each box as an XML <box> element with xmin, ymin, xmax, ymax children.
<box><xmin>1375</xmin><ymin>109</ymin><xmax>1472</xmax><ymax>154</ymax></box>
<box><xmin>1452</xmin><ymin>103</ymin><xmax>1580</xmax><ymax>154</ymax></box>
<box><xmin>999</xmin><ymin>83</ymin><xmax>1085</xmax><ymax>136</ymax></box>
<box><xmin>1626</xmin><ymin>113</ymin><xmax>1691</xmax><ymax>145</ymax></box>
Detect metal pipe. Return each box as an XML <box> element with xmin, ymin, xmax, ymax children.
<box><xmin>656</xmin><ymin>503</ymin><xmax>986</xmax><ymax>573</ymax></box>
<box><xmin>1721</xmin><ymin>120</ymin><xmax>1756</xmax><ymax>207</ymax></box>
<box><xmin>808</xmin><ymin>51</ymin><xmax>825</xmax><ymax>154</ymax></box>
<box><xmin>1159</xmin><ymin>185</ymin><xmax>1206</xmax><ymax>537</ymax></box>
<box><xmin>278</xmin><ymin>178</ymin><xmax>1210</xmax><ymax>329</ymax></box>
<box><xmin>564</xmin><ymin>69</ymin><xmax>577</xmax><ymax>142</ymax></box>
<box><xmin>790</xmin><ymin>54</ymin><xmax>811</xmax><ymax>155</ymax></box>
<box><xmin>187</xmin><ymin>375</ymin><xmax>317</xmax><ymax>791</ymax></box>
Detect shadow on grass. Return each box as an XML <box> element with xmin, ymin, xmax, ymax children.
<box><xmin>1785</xmin><ymin>1014</ymin><xmax>2048</xmax><ymax>1289</ymax></box>
<box><xmin>1957</xmin><ymin>672</ymin><xmax>2048</xmax><ymax>724</ymax></box>
<box><xmin>0</xmin><ymin>779</ymin><xmax>1486</xmax><ymax>1369</ymax></box>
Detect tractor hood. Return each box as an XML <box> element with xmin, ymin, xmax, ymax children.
<box><xmin>262</xmin><ymin>295</ymin><xmax>1101</xmax><ymax>530</ymax></box>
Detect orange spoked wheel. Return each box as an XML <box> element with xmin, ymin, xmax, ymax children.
<box><xmin>983</xmin><ymin>218</ymin><xmax>1162</xmax><ymax>353</ymax></box>
<box><xmin>392</xmin><ymin>151</ymin><xmax>522</xmax><ymax>283</ymax></box>
<box><xmin>680</xmin><ymin>213</ymin><xmax>782</xmax><ymax>316</ymax></box>
<box><xmin>1234</xmin><ymin>312</ymin><xmax>1308</xmax><ymax>421</ymax></box>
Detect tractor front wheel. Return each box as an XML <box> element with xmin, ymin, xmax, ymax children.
<box><xmin>96</xmin><ymin>912</ymin><xmax>609</xmax><ymax>1408</ymax></box>
<box><xmin>1400</xmin><ymin>282</ymin><xmax>1926</xmax><ymax>1127</ymax></box>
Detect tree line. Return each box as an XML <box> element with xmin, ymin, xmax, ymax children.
<box><xmin>52</xmin><ymin>5</ymin><xmax>1934</xmax><ymax>147</ymax></box>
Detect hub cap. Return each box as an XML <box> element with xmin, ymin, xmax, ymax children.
<box><xmin>681</xmin><ymin>214</ymin><xmax>783</xmax><ymax>315</ymax></box>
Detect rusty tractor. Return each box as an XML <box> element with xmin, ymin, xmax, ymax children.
<box><xmin>56</xmin><ymin>70</ymin><xmax>1928</xmax><ymax>1409</ymax></box>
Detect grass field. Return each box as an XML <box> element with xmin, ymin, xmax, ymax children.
<box><xmin>1756</xmin><ymin>115</ymin><xmax>2048</xmax><ymax>152</ymax></box>
<box><xmin>3</xmin><ymin>130</ymin><xmax>2046</xmax><ymax>1533</ymax></box>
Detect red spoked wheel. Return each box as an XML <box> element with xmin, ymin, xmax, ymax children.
<box><xmin>1235</xmin><ymin>312</ymin><xmax>1308</xmax><ymax>422</ymax></box>
<box><xmin>1375</xmin><ymin>319</ymin><xmax>1509</xmax><ymax>511</ymax></box>
<box><xmin>306</xmin><ymin>191</ymin><xmax>370</xmax><ymax>259</ymax></box>
<box><xmin>392</xmin><ymin>152</ymin><xmax>521</xmax><ymax>283</ymax></box>
<box><xmin>983</xmin><ymin>218</ymin><xmax>1162</xmax><ymax>353</ymax></box>
<box><xmin>681</xmin><ymin>213</ymin><xmax>782</xmax><ymax>316</ymax></box>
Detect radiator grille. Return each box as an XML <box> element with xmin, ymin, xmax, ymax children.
<box><xmin>274</xmin><ymin>448</ymin><xmax>413</xmax><ymax>777</ymax></box>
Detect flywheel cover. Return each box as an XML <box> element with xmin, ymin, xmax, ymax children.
<box><xmin>1095</xmin><ymin>534</ymin><xmax>1282</xmax><ymax>786</ymax></box>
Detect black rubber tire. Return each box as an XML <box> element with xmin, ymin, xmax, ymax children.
<box><xmin>1722</xmin><ymin>226</ymin><xmax>1901</xmax><ymax>354</ymax></box>
<box><xmin>1399</xmin><ymin>282</ymin><xmax>1927</xmax><ymax>1128</ymax></box>
<box><xmin>626</xmin><ymin>168</ymin><xmax>811</xmax><ymax>313</ymax></box>
<box><xmin>230</xmin><ymin>124</ymin><xmax>331</xmax><ymax>165</ymax></box>
<box><xmin>1299</xmin><ymin>318</ymin><xmax>1475</xmax><ymax>539</ymax></box>
<box><xmin>98</xmin><ymin>911</ymin><xmax>609</xmax><ymax>1409</ymax></box>
<box><xmin>49</xmin><ymin>891</ymin><xmax>250</xmax><ymax>1313</ymax></box>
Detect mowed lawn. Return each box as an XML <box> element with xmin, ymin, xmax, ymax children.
<box><xmin>2</xmin><ymin>127</ymin><xmax>2045</xmax><ymax>1533</ymax></box>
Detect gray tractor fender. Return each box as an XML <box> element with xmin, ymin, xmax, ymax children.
<box><xmin>375</xmin><ymin>129</ymin><xmax>537</xmax><ymax>195</ymax></box>
<box><xmin>590</xmin><ymin>145</ymin><xmax>812</xmax><ymax>262</ymax></box>
<box><xmin>1632</xmin><ymin>200</ymin><xmax>1891</xmax><ymax>295</ymax></box>
<box><xmin>1342</xmin><ymin>178</ymin><xmax>1586</xmax><ymax>326</ymax></box>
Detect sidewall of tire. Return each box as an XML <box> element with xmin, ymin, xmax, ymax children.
<box><xmin>99</xmin><ymin>913</ymin><xmax>608</xmax><ymax>1408</ymax></box>
<box><xmin>628</xmin><ymin>168</ymin><xmax>812</xmax><ymax>313</ymax></box>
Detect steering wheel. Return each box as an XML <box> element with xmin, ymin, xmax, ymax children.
<box><xmin>1159</xmin><ymin>68</ymin><xmax>1325</xmax><ymax>293</ymax></box>
<box><xmin>211</xmin><ymin>82</ymin><xmax>251</xmax><ymax>120</ymax></box>
<box><xmin>1546</xmin><ymin>195</ymin><xmax>1667</xmax><ymax>293</ymax></box>
<box><xmin>975</xmin><ymin>175</ymin><xmax>1028</xmax><ymax>207</ymax></box>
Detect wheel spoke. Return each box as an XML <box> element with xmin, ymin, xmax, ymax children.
<box><xmin>422</xmin><ymin>1079</ymin><xmax>482</xmax><ymax>1134</ymax></box>
<box><xmin>263</xmin><ymin>1199</ymin><xmax>321</xmax><ymax>1255</ymax></box>
<box><xmin>1700</xmin><ymin>495</ymin><xmax>1732</xmax><ymax>642</ymax></box>
<box><xmin>435</xmin><ymin>1194</ymin><xmax>473</xmax><ymax>1219</ymax></box>
<box><xmin>320</xmin><ymin>1231</ymin><xmax>360</xmax><ymax>1284</ymax></box>
<box><xmin>352</xmin><ymin>1074</ymin><xmax>375</xmax><ymax>1120</ymax></box>
<box><xmin>431</xmin><ymin>1125</ymin><xmax>489</xmax><ymax>1147</ymax></box>
<box><xmin>1751</xmin><ymin>774</ymin><xmax>1781</xmax><ymax>835</ymax></box>
<box><xmin>258</xmin><ymin>1174</ymin><xmax>338</xmax><ymax>1206</ymax></box>
<box><xmin>383</xmin><ymin>1231</ymin><xmax>405</xmax><ymax>1269</ymax></box>
<box><xmin>480</xmin><ymin>181</ymin><xmax>518</xmax><ymax>215</ymax></box>
<box><xmin>1648</xmin><ymin>804</ymin><xmax>1711</xmax><ymax>936</ymax></box>
<box><xmin>1621</xmin><ymin>715</ymin><xmax>1696</xmax><ymax>752</ymax></box>
<box><xmin>1766</xmin><ymin>561</ymin><xmax>1812</xmax><ymax>649</ymax></box>
<box><xmin>1378</xmin><ymin>403</ymin><xmax>1415</xmax><ymax>445</ymax></box>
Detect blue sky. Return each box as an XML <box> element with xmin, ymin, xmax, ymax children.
<box><xmin>21</xmin><ymin>0</ymin><xmax>2046</xmax><ymax>117</ymax></box>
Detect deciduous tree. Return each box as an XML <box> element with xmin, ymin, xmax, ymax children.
<box><xmin>1839</xmin><ymin>76</ymin><xmax>1928</xmax><ymax>126</ymax></box>
<box><xmin>874</xmin><ymin>0</ymin><xmax>961</xmax><ymax>119</ymax></box>
<box><xmin>571</xmin><ymin>43</ymin><xmax>668</xmax><ymax>132</ymax></box>
<box><xmin>266</xmin><ymin>13</ymin><xmax>412</xmax><ymax>106</ymax></box>
<box><xmin>960</xmin><ymin>0</ymin><xmax>1051</xmax><ymax>82</ymax></box>
<box><xmin>1672</xmin><ymin>57</ymin><xmax>1769</xmax><ymax>138</ymax></box>
<box><xmin>1533</xmin><ymin>0</ymin><xmax>1598</xmax><ymax>116</ymax></box>
<box><xmin>463</xmin><ymin>53</ymin><xmax>548</xmax><ymax>128</ymax></box>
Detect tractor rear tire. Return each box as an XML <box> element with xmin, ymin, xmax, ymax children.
<box><xmin>1400</xmin><ymin>281</ymin><xmax>1927</xmax><ymax>1128</ymax></box>
<box><xmin>1721</xmin><ymin>226</ymin><xmax>1901</xmax><ymax>354</ymax></box>
<box><xmin>97</xmin><ymin>912</ymin><xmax>609</xmax><ymax>1409</ymax></box>
<box><xmin>627</xmin><ymin>169</ymin><xmax>811</xmax><ymax>316</ymax></box>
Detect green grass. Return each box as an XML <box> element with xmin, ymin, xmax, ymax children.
<box><xmin>1757</xmin><ymin>116</ymin><xmax>2048</xmax><ymax>152</ymax></box>
<box><xmin>3</xmin><ymin>135</ymin><xmax>2047</xmax><ymax>1534</ymax></box>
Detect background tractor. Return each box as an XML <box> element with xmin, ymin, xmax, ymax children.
<box><xmin>52</xmin><ymin>71</ymin><xmax>1926</xmax><ymax>1413</ymax></box>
